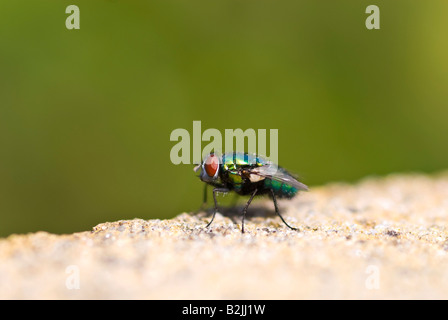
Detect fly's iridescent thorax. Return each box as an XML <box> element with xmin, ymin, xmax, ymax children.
<box><xmin>222</xmin><ymin>153</ymin><xmax>267</xmax><ymax>170</ymax></box>
<box><xmin>220</xmin><ymin>153</ymin><xmax>267</xmax><ymax>193</ymax></box>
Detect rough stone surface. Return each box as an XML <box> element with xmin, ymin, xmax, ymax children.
<box><xmin>2</xmin><ymin>173</ymin><xmax>448</xmax><ymax>299</ymax></box>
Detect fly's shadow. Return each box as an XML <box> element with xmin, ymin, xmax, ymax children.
<box><xmin>194</xmin><ymin>197</ymin><xmax>280</xmax><ymax>224</ymax></box>
<box><xmin>193</xmin><ymin>181</ymin><xmax>300</xmax><ymax>232</ymax></box>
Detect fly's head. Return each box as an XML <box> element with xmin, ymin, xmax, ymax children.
<box><xmin>194</xmin><ymin>153</ymin><xmax>220</xmax><ymax>183</ymax></box>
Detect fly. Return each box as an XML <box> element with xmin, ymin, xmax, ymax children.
<box><xmin>194</xmin><ymin>152</ymin><xmax>308</xmax><ymax>233</ymax></box>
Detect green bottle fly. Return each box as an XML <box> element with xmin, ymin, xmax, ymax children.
<box><xmin>194</xmin><ymin>152</ymin><xmax>308</xmax><ymax>233</ymax></box>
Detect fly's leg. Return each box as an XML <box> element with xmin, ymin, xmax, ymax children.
<box><xmin>193</xmin><ymin>184</ymin><xmax>208</xmax><ymax>214</ymax></box>
<box><xmin>200</xmin><ymin>184</ymin><xmax>208</xmax><ymax>210</ymax></box>
<box><xmin>271</xmin><ymin>189</ymin><xmax>298</xmax><ymax>231</ymax></box>
<box><xmin>241</xmin><ymin>188</ymin><xmax>258</xmax><ymax>233</ymax></box>
<box><xmin>205</xmin><ymin>188</ymin><xmax>229</xmax><ymax>229</ymax></box>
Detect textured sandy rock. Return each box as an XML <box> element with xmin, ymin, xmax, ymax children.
<box><xmin>2</xmin><ymin>172</ymin><xmax>448</xmax><ymax>299</ymax></box>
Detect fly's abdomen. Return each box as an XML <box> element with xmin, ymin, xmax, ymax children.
<box><xmin>264</xmin><ymin>178</ymin><xmax>298</xmax><ymax>199</ymax></box>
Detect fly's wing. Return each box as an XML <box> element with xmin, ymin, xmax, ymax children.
<box><xmin>245</xmin><ymin>164</ymin><xmax>309</xmax><ymax>191</ymax></box>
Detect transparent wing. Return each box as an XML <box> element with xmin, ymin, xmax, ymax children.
<box><xmin>245</xmin><ymin>164</ymin><xmax>309</xmax><ymax>191</ymax></box>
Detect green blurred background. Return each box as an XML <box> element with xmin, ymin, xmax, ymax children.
<box><xmin>0</xmin><ymin>0</ymin><xmax>447</xmax><ymax>237</ymax></box>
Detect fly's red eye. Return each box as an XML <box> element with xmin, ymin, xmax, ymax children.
<box><xmin>204</xmin><ymin>154</ymin><xmax>219</xmax><ymax>177</ymax></box>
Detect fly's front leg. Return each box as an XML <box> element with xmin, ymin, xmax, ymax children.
<box><xmin>194</xmin><ymin>184</ymin><xmax>209</xmax><ymax>214</ymax></box>
<box><xmin>200</xmin><ymin>184</ymin><xmax>208</xmax><ymax>210</ymax></box>
<box><xmin>271</xmin><ymin>189</ymin><xmax>298</xmax><ymax>231</ymax></box>
<box><xmin>205</xmin><ymin>188</ymin><xmax>229</xmax><ymax>229</ymax></box>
